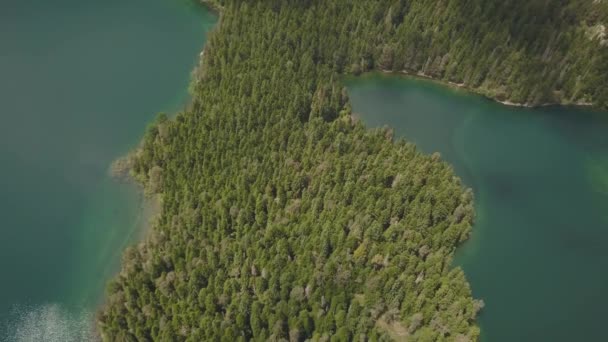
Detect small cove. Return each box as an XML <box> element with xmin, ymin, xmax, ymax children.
<box><xmin>346</xmin><ymin>73</ymin><xmax>608</xmax><ymax>341</ymax></box>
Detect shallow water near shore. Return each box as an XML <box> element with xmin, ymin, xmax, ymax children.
<box><xmin>346</xmin><ymin>73</ymin><xmax>608</xmax><ymax>342</ymax></box>
<box><xmin>0</xmin><ymin>0</ymin><xmax>216</xmax><ymax>339</ymax></box>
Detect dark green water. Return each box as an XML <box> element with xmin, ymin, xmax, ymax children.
<box><xmin>0</xmin><ymin>0</ymin><xmax>216</xmax><ymax>339</ymax></box>
<box><xmin>347</xmin><ymin>74</ymin><xmax>608</xmax><ymax>342</ymax></box>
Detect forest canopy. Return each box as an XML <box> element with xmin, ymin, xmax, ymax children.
<box><xmin>99</xmin><ymin>0</ymin><xmax>607</xmax><ymax>341</ymax></box>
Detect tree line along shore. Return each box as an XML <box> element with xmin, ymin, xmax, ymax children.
<box><xmin>99</xmin><ymin>1</ymin><xmax>607</xmax><ymax>341</ymax></box>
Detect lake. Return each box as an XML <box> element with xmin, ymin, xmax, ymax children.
<box><xmin>0</xmin><ymin>0</ymin><xmax>216</xmax><ymax>339</ymax></box>
<box><xmin>347</xmin><ymin>73</ymin><xmax>608</xmax><ymax>341</ymax></box>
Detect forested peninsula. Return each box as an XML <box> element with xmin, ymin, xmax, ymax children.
<box><xmin>99</xmin><ymin>1</ymin><xmax>607</xmax><ymax>341</ymax></box>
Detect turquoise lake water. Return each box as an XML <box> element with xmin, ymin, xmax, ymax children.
<box><xmin>4</xmin><ymin>2</ymin><xmax>607</xmax><ymax>340</ymax></box>
<box><xmin>347</xmin><ymin>73</ymin><xmax>608</xmax><ymax>341</ymax></box>
<box><xmin>0</xmin><ymin>0</ymin><xmax>216</xmax><ymax>339</ymax></box>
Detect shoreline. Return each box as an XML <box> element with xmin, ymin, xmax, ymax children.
<box><xmin>199</xmin><ymin>0</ymin><xmax>222</xmax><ymax>12</ymax></box>
<box><xmin>95</xmin><ymin>2</ymin><xmax>220</xmax><ymax>335</ymax></box>
<box><xmin>187</xmin><ymin>0</ymin><xmax>222</xmax><ymax>102</ymax></box>
<box><xmin>376</xmin><ymin>69</ymin><xmax>595</xmax><ymax>111</ymax></box>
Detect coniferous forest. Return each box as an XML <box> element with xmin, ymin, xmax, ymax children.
<box><xmin>98</xmin><ymin>0</ymin><xmax>608</xmax><ymax>341</ymax></box>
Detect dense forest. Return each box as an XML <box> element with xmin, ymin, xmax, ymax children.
<box><xmin>206</xmin><ymin>0</ymin><xmax>608</xmax><ymax>108</ymax></box>
<box><xmin>343</xmin><ymin>0</ymin><xmax>608</xmax><ymax>107</ymax></box>
<box><xmin>99</xmin><ymin>0</ymin><xmax>607</xmax><ymax>341</ymax></box>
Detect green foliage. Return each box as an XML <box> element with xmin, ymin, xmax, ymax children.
<box><xmin>367</xmin><ymin>0</ymin><xmax>608</xmax><ymax>107</ymax></box>
<box><xmin>96</xmin><ymin>0</ymin><xmax>608</xmax><ymax>340</ymax></box>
